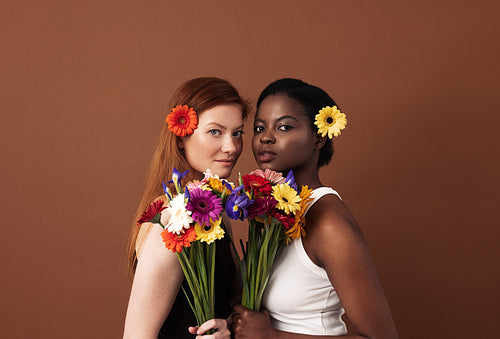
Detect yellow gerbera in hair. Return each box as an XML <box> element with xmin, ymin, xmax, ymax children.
<box><xmin>314</xmin><ymin>106</ymin><xmax>347</xmax><ymax>139</ymax></box>
<box><xmin>195</xmin><ymin>217</ymin><xmax>225</xmax><ymax>244</ymax></box>
<box><xmin>272</xmin><ymin>184</ymin><xmax>301</xmax><ymax>215</ymax></box>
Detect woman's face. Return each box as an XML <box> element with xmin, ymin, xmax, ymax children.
<box><xmin>181</xmin><ymin>104</ymin><xmax>244</xmax><ymax>179</ymax></box>
<box><xmin>252</xmin><ymin>94</ymin><xmax>317</xmax><ymax>173</ymax></box>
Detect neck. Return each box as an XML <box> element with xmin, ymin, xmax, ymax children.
<box><xmin>285</xmin><ymin>165</ymin><xmax>323</xmax><ymax>190</ymax></box>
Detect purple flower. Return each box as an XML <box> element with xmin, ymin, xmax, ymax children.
<box><xmin>186</xmin><ymin>188</ymin><xmax>222</xmax><ymax>225</ymax></box>
<box><xmin>171</xmin><ymin>167</ymin><xmax>190</xmax><ymax>182</ymax></box>
<box><xmin>247</xmin><ymin>196</ymin><xmax>277</xmax><ymax>219</ymax></box>
<box><xmin>162</xmin><ymin>182</ymin><xmax>172</xmax><ymax>201</ymax></box>
<box><xmin>168</xmin><ymin>167</ymin><xmax>190</xmax><ymax>193</ymax></box>
<box><xmin>285</xmin><ymin>170</ymin><xmax>298</xmax><ymax>191</ymax></box>
<box><xmin>225</xmin><ymin>185</ymin><xmax>254</xmax><ymax>220</ymax></box>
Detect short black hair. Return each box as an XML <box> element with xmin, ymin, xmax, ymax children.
<box><xmin>256</xmin><ymin>78</ymin><xmax>338</xmax><ymax>167</ymax></box>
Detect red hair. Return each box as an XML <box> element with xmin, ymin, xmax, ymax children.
<box><xmin>126</xmin><ymin>77</ymin><xmax>249</xmax><ymax>277</ymax></box>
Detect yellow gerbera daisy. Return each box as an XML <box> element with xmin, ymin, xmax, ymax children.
<box><xmin>272</xmin><ymin>184</ymin><xmax>301</xmax><ymax>215</ymax></box>
<box><xmin>206</xmin><ymin>177</ymin><xmax>232</xmax><ymax>196</ymax></box>
<box><xmin>194</xmin><ymin>217</ymin><xmax>225</xmax><ymax>244</ymax></box>
<box><xmin>314</xmin><ymin>106</ymin><xmax>347</xmax><ymax>139</ymax></box>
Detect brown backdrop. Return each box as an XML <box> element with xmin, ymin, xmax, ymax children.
<box><xmin>1</xmin><ymin>1</ymin><xmax>499</xmax><ymax>338</ymax></box>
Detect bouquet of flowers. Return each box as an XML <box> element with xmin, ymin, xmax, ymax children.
<box><xmin>137</xmin><ymin>167</ymin><xmax>250</xmax><ymax>326</ymax></box>
<box><xmin>238</xmin><ymin>169</ymin><xmax>313</xmax><ymax>311</ymax></box>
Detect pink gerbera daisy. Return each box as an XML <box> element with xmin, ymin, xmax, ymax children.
<box><xmin>250</xmin><ymin>168</ymin><xmax>286</xmax><ymax>184</ymax></box>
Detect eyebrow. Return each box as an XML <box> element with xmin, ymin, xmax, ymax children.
<box><xmin>205</xmin><ymin>122</ymin><xmax>244</xmax><ymax>130</ymax></box>
<box><xmin>255</xmin><ymin>115</ymin><xmax>300</xmax><ymax>124</ymax></box>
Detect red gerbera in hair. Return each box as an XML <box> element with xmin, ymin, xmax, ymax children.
<box><xmin>161</xmin><ymin>227</ymin><xmax>197</xmax><ymax>253</ymax></box>
<box><xmin>137</xmin><ymin>200</ymin><xmax>166</xmax><ymax>225</ymax></box>
<box><xmin>242</xmin><ymin>174</ymin><xmax>272</xmax><ymax>196</ymax></box>
<box><xmin>165</xmin><ymin>105</ymin><xmax>198</xmax><ymax>137</ymax></box>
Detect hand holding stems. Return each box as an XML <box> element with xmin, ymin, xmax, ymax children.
<box><xmin>231</xmin><ymin>305</ymin><xmax>276</xmax><ymax>339</ymax></box>
<box><xmin>188</xmin><ymin>318</ymin><xmax>231</xmax><ymax>339</ymax></box>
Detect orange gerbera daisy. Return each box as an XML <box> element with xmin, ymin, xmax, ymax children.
<box><xmin>165</xmin><ymin>105</ymin><xmax>198</xmax><ymax>137</ymax></box>
<box><xmin>286</xmin><ymin>185</ymin><xmax>313</xmax><ymax>242</ymax></box>
<box><xmin>161</xmin><ymin>227</ymin><xmax>197</xmax><ymax>253</ymax></box>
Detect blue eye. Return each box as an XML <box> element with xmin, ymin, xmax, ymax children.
<box><xmin>209</xmin><ymin>129</ymin><xmax>221</xmax><ymax>136</ymax></box>
<box><xmin>233</xmin><ymin>130</ymin><xmax>244</xmax><ymax>137</ymax></box>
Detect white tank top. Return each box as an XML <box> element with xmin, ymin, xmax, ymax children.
<box><xmin>262</xmin><ymin>187</ymin><xmax>347</xmax><ymax>335</ymax></box>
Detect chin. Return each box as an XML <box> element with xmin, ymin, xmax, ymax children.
<box><xmin>258</xmin><ymin>162</ymin><xmax>279</xmax><ymax>172</ymax></box>
<box><xmin>212</xmin><ymin>167</ymin><xmax>233</xmax><ymax>179</ymax></box>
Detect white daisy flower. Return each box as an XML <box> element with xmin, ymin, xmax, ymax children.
<box><xmin>166</xmin><ymin>194</ymin><xmax>192</xmax><ymax>234</ymax></box>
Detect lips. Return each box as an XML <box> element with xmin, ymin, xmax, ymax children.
<box><xmin>256</xmin><ymin>148</ymin><xmax>276</xmax><ymax>162</ymax></box>
<box><xmin>215</xmin><ymin>159</ymin><xmax>235</xmax><ymax>166</ymax></box>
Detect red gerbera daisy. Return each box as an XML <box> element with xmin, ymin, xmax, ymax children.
<box><xmin>137</xmin><ymin>200</ymin><xmax>166</xmax><ymax>225</ymax></box>
<box><xmin>247</xmin><ymin>196</ymin><xmax>276</xmax><ymax>219</ymax></box>
<box><xmin>270</xmin><ymin>208</ymin><xmax>296</xmax><ymax>229</ymax></box>
<box><xmin>242</xmin><ymin>174</ymin><xmax>272</xmax><ymax>196</ymax></box>
<box><xmin>165</xmin><ymin>105</ymin><xmax>198</xmax><ymax>137</ymax></box>
<box><xmin>161</xmin><ymin>227</ymin><xmax>197</xmax><ymax>253</ymax></box>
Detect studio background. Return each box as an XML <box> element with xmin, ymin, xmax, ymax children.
<box><xmin>1</xmin><ymin>1</ymin><xmax>498</xmax><ymax>338</ymax></box>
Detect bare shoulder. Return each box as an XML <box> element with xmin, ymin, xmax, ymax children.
<box><xmin>303</xmin><ymin>193</ymin><xmax>366</xmax><ymax>266</ymax></box>
<box><xmin>136</xmin><ymin>195</ymin><xmax>171</xmax><ymax>258</ymax></box>
<box><xmin>303</xmin><ymin>194</ymin><xmax>398</xmax><ymax>338</ymax></box>
<box><xmin>306</xmin><ymin>193</ymin><xmax>362</xmax><ymax>238</ymax></box>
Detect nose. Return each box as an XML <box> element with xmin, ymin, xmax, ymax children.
<box><xmin>221</xmin><ymin>135</ymin><xmax>237</xmax><ymax>154</ymax></box>
<box><xmin>260</xmin><ymin>129</ymin><xmax>275</xmax><ymax>144</ymax></box>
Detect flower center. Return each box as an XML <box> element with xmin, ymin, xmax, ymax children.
<box><xmin>198</xmin><ymin>202</ymin><xmax>206</xmax><ymax>209</ymax></box>
<box><xmin>178</xmin><ymin>117</ymin><xmax>186</xmax><ymax>124</ymax></box>
<box><xmin>204</xmin><ymin>225</ymin><xmax>212</xmax><ymax>231</ymax></box>
<box><xmin>326</xmin><ymin>117</ymin><xmax>334</xmax><ymax>125</ymax></box>
<box><xmin>282</xmin><ymin>197</ymin><xmax>289</xmax><ymax>203</ymax></box>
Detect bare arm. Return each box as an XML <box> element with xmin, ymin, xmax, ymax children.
<box><xmin>304</xmin><ymin>195</ymin><xmax>398</xmax><ymax>339</ymax></box>
<box><xmin>232</xmin><ymin>306</ymin><xmax>367</xmax><ymax>339</ymax></box>
<box><xmin>233</xmin><ymin>195</ymin><xmax>397</xmax><ymax>339</ymax></box>
<box><xmin>124</xmin><ymin>219</ymin><xmax>234</xmax><ymax>338</ymax></box>
<box><xmin>123</xmin><ymin>223</ymin><xmax>184</xmax><ymax>339</ymax></box>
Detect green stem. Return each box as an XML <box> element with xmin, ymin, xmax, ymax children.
<box><xmin>178</xmin><ymin>249</ymin><xmax>204</xmax><ymax>323</ymax></box>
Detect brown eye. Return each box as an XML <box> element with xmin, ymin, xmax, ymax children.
<box><xmin>254</xmin><ymin>126</ymin><xmax>264</xmax><ymax>133</ymax></box>
<box><xmin>278</xmin><ymin>125</ymin><xmax>293</xmax><ymax>131</ymax></box>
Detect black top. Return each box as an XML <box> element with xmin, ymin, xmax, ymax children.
<box><xmin>158</xmin><ymin>236</ymin><xmax>236</xmax><ymax>339</ymax></box>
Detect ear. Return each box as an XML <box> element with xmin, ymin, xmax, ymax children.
<box><xmin>314</xmin><ymin>134</ymin><xmax>326</xmax><ymax>150</ymax></box>
<box><xmin>177</xmin><ymin>137</ymin><xmax>184</xmax><ymax>149</ymax></box>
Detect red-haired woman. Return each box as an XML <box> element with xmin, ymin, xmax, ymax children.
<box><xmin>123</xmin><ymin>77</ymin><xmax>249</xmax><ymax>339</ymax></box>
